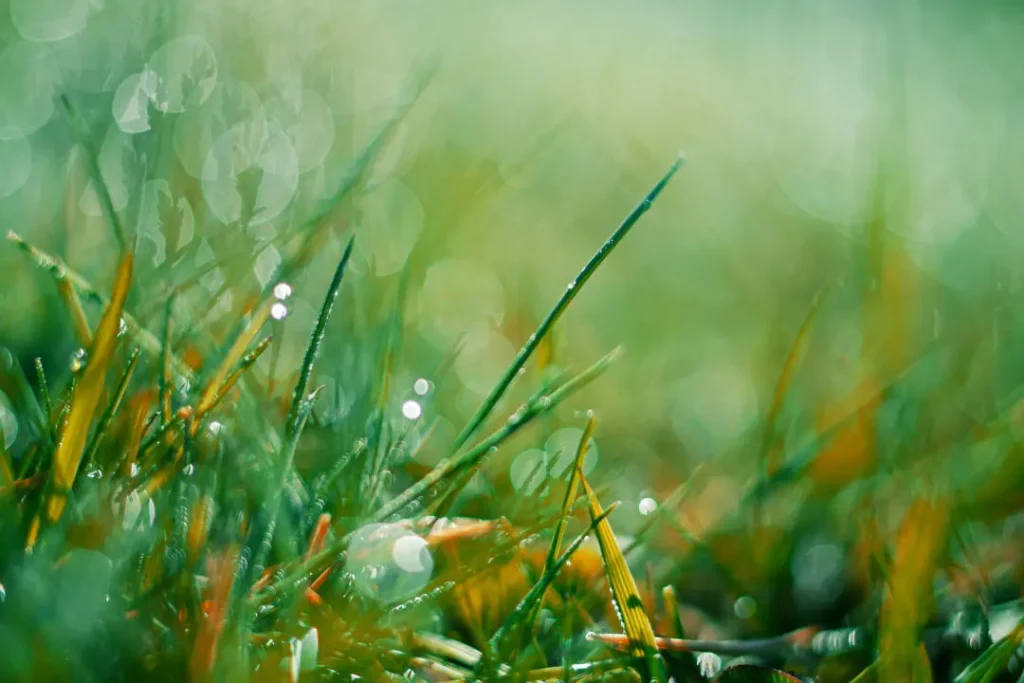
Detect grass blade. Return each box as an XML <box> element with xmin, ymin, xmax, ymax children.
<box><xmin>7</xmin><ymin>230</ymin><xmax>190</xmax><ymax>380</ymax></box>
<box><xmin>483</xmin><ymin>502</ymin><xmax>619</xmax><ymax>672</ymax></box>
<box><xmin>59</xmin><ymin>94</ymin><xmax>127</xmax><ymax>251</ymax></box>
<box><xmin>451</xmin><ymin>155</ymin><xmax>684</xmax><ymax>453</ymax></box>
<box><xmin>196</xmin><ymin>300</ymin><xmax>272</xmax><ymax>417</ymax></box>
<box><xmin>249</xmin><ymin>237</ymin><xmax>355</xmax><ymax>588</ymax></box>
<box><xmin>83</xmin><ymin>346</ymin><xmax>141</xmax><ymax>470</ymax></box>
<box><xmin>759</xmin><ymin>286</ymin><xmax>829</xmax><ymax>476</ymax></box>
<box><xmin>160</xmin><ymin>293</ymin><xmax>175</xmax><ymax>425</ymax></box>
<box><xmin>57</xmin><ymin>277</ymin><xmax>93</xmax><ymax>347</ymax></box>
<box><xmin>28</xmin><ymin>249</ymin><xmax>133</xmax><ymax>548</ymax></box>
<box><xmin>252</xmin><ymin>346</ymin><xmax>622</xmax><ymax>607</ymax></box>
<box><xmin>878</xmin><ymin>498</ymin><xmax>948</xmax><ymax>683</ymax></box>
<box><xmin>579</xmin><ymin>469</ymin><xmax>666</xmax><ymax>682</ymax></box>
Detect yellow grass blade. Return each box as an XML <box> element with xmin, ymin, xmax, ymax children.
<box><xmin>878</xmin><ymin>497</ymin><xmax>949</xmax><ymax>683</ymax></box>
<box><xmin>579</xmin><ymin>469</ymin><xmax>666</xmax><ymax>682</ymax></box>
<box><xmin>32</xmin><ymin>250</ymin><xmax>133</xmax><ymax>545</ymax></box>
<box><xmin>196</xmin><ymin>299</ymin><xmax>272</xmax><ymax>417</ymax></box>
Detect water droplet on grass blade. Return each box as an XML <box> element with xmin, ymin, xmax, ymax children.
<box><xmin>271</xmin><ymin>302</ymin><xmax>289</xmax><ymax>320</ymax></box>
<box><xmin>273</xmin><ymin>282</ymin><xmax>293</xmax><ymax>300</ymax></box>
<box><xmin>638</xmin><ymin>496</ymin><xmax>657</xmax><ymax>516</ymax></box>
<box><xmin>401</xmin><ymin>400</ymin><xmax>421</xmax><ymax>421</ymax></box>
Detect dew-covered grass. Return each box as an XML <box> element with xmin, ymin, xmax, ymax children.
<box><xmin>3</xmin><ymin>2</ymin><xmax>1024</xmax><ymax>682</ymax></box>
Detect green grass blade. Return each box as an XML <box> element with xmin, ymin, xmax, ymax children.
<box><xmin>451</xmin><ymin>155</ymin><xmax>684</xmax><ymax>454</ymax></box>
<box><xmin>58</xmin><ymin>94</ymin><xmax>127</xmax><ymax>252</ymax></box>
<box><xmin>83</xmin><ymin>346</ymin><xmax>141</xmax><ymax>471</ymax></box>
<box><xmin>252</xmin><ymin>346</ymin><xmax>622</xmax><ymax>607</ymax></box>
<box><xmin>248</xmin><ymin>237</ymin><xmax>355</xmax><ymax>589</ymax></box>
<box><xmin>483</xmin><ymin>502</ymin><xmax>619</xmax><ymax>673</ymax></box>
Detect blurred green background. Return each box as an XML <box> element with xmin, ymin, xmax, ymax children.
<box><xmin>1</xmin><ymin>0</ymin><xmax>1023</xmax><ymax>538</ymax></box>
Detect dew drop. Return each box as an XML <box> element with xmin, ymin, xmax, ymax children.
<box><xmin>270</xmin><ymin>302</ymin><xmax>289</xmax><ymax>320</ymax></box>
<box><xmin>733</xmin><ymin>595</ymin><xmax>757</xmax><ymax>620</ymax></box>
<box><xmin>413</xmin><ymin>378</ymin><xmax>430</xmax><ymax>396</ymax></box>
<box><xmin>70</xmin><ymin>348</ymin><xmax>87</xmax><ymax>372</ymax></box>
<box><xmin>273</xmin><ymin>282</ymin><xmax>293</xmax><ymax>300</ymax></box>
<box><xmin>638</xmin><ymin>497</ymin><xmax>658</xmax><ymax>516</ymax></box>
<box><xmin>401</xmin><ymin>400</ymin><xmax>422</xmax><ymax>421</ymax></box>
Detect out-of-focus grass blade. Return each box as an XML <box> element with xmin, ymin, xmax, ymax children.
<box><xmin>58</xmin><ymin>94</ymin><xmax>127</xmax><ymax>251</ymax></box>
<box><xmin>57</xmin><ymin>277</ymin><xmax>92</xmax><ymax>347</ymax></box>
<box><xmin>759</xmin><ymin>286</ymin><xmax>829</xmax><ymax>477</ymax></box>
<box><xmin>953</xmin><ymin>617</ymin><xmax>1024</xmax><ymax>683</ymax></box>
<box><xmin>28</xmin><ymin>249</ymin><xmax>133</xmax><ymax>548</ymax></box>
<box><xmin>483</xmin><ymin>502</ymin><xmax>619</xmax><ymax>673</ymax></box>
<box><xmin>878</xmin><ymin>498</ymin><xmax>949</xmax><ymax>683</ymax></box>
<box><xmin>0</xmin><ymin>429</ymin><xmax>14</xmax><ymax>495</ymax></box>
<box><xmin>622</xmin><ymin>464</ymin><xmax>703</xmax><ymax>558</ymax></box>
<box><xmin>451</xmin><ymin>155</ymin><xmax>684</xmax><ymax>454</ymax></box>
<box><xmin>579</xmin><ymin>470</ymin><xmax>667</xmax><ymax>682</ymax></box>
<box><xmin>662</xmin><ymin>586</ymin><xmax>686</xmax><ymax>639</ymax></box>
<box><xmin>160</xmin><ymin>294</ymin><xmax>175</xmax><ymax>425</ymax></box>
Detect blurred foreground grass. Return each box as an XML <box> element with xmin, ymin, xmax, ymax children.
<box><xmin>2</xmin><ymin>1</ymin><xmax>1024</xmax><ymax>681</ymax></box>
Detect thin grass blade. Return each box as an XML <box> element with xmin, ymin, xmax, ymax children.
<box><xmin>451</xmin><ymin>155</ymin><xmax>684</xmax><ymax>454</ymax></box>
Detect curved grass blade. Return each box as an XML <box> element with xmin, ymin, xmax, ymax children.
<box><xmin>28</xmin><ymin>249</ymin><xmax>133</xmax><ymax>548</ymax></box>
<box><xmin>579</xmin><ymin>469</ymin><xmax>666</xmax><ymax>682</ymax></box>
<box><xmin>451</xmin><ymin>155</ymin><xmax>684</xmax><ymax>454</ymax></box>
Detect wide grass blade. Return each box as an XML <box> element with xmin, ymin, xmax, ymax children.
<box><xmin>29</xmin><ymin>249</ymin><xmax>133</xmax><ymax>547</ymax></box>
<box><xmin>579</xmin><ymin>469</ymin><xmax>666</xmax><ymax>682</ymax></box>
<box><xmin>451</xmin><ymin>155</ymin><xmax>684</xmax><ymax>454</ymax></box>
<box><xmin>878</xmin><ymin>498</ymin><xmax>949</xmax><ymax>683</ymax></box>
